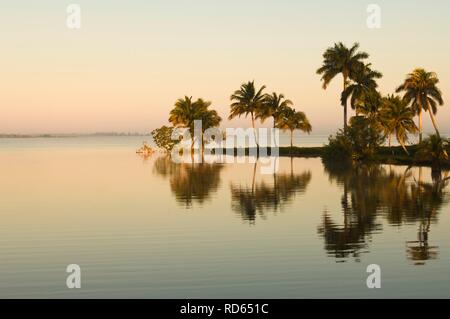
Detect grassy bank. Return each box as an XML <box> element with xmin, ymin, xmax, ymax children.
<box><xmin>376</xmin><ymin>145</ymin><xmax>450</xmax><ymax>168</ymax></box>
<box><xmin>224</xmin><ymin>145</ymin><xmax>450</xmax><ymax>168</ymax></box>
<box><xmin>222</xmin><ymin>146</ymin><xmax>323</xmax><ymax>157</ymax></box>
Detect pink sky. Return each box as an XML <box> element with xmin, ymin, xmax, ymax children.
<box><xmin>1</xmin><ymin>0</ymin><xmax>450</xmax><ymax>135</ymax></box>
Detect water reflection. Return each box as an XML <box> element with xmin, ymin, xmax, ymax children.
<box><xmin>152</xmin><ymin>154</ymin><xmax>448</xmax><ymax>265</ymax></box>
<box><xmin>230</xmin><ymin>158</ymin><xmax>311</xmax><ymax>223</ymax></box>
<box><xmin>153</xmin><ymin>156</ymin><xmax>224</xmax><ymax>207</ymax></box>
<box><xmin>319</xmin><ymin>161</ymin><xmax>449</xmax><ymax>264</ymax></box>
<box><xmin>406</xmin><ymin>170</ymin><xmax>449</xmax><ymax>265</ymax></box>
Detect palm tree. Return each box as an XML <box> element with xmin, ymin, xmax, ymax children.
<box><xmin>341</xmin><ymin>63</ymin><xmax>382</xmax><ymax>114</ymax></box>
<box><xmin>356</xmin><ymin>90</ymin><xmax>382</xmax><ymax>120</ymax></box>
<box><xmin>317</xmin><ymin>42</ymin><xmax>369</xmax><ymax>130</ymax></box>
<box><xmin>275</xmin><ymin>107</ymin><xmax>312</xmax><ymax>149</ymax></box>
<box><xmin>169</xmin><ymin>96</ymin><xmax>203</xmax><ymax>151</ymax></box>
<box><xmin>396</xmin><ymin>68</ymin><xmax>444</xmax><ymax>142</ymax></box>
<box><xmin>199</xmin><ymin>104</ymin><xmax>222</xmax><ymax>153</ymax></box>
<box><xmin>380</xmin><ymin>94</ymin><xmax>418</xmax><ymax>154</ymax></box>
<box><xmin>416</xmin><ymin>134</ymin><xmax>449</xmax><ymax>169</ymax></box>
<box><xmin>256</xmin><ymin>92</ymin><xmax>293</xmax><ymax>128</ymax></box>
<box><xmin>169</xmin><ymin>96</ymin><xmax>220</xmax><ymax>152</ymax></box>
<box><xmin>229</xmin><ymin>81</ymin><xmax>266</xmax><ymax>146</ymax></box>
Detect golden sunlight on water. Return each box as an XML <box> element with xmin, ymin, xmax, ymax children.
<box><xmin>0</xmin><ymin>138</ymin><xmax>450</xmax><ymax>298</ymax></box>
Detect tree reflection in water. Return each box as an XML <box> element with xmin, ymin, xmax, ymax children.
<box><xmin>405</xmin><ymin>170</ymin><xmax>449</xmax><ymax>265</ymax></box>
<box><xmin>230</xmin><ymin>157</ymin><xmax>312</xmax><ymax>224</ymax></box>
<box><xmin>153</xmin><ymin>156</ymin><xmax>224</xmax><ymax>207</ymax></box>
<box><xmin>319</xmin><ymin>160</ymin><xmax>449</xmax><ymax>264</ymax></box>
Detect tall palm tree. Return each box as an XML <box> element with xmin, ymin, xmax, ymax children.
<box><xmin>257</xmin><ymin>92</ymin><xmax>293</xmax><ymax>128</ymax></box>
<box><xmin>340</xmin><ymin>63</ymin><xmax>382</xmax><ymax>114</ymax></box>
<box><xmin>229</xmin><ymin>81</ymin><xmax>266</xmax><ymax>146</ymax></box>
<box><xmin>380</xmin><ymin>94</ymin><xmax>418</xmax><ymax>154</ymax></box>
<box><xmin>317</xmin><ymin>42</ymin><xmax>369</xmax><ymax>130</ymax></box>
<box><xmin>275</xmin><ymin>107</ymin><xmax>312</xmax><ymax>149</ymax></box>
<box><xmin>396</xmin><ymin>68</ymin><xmax>444</xmax><ymax>142</ymax></box>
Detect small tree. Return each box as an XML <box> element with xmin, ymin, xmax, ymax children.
<box><xmin>151</xmin><ymin>126</ymin><xmax>180</xmax><ymax>153</ymax></box>
<box><xmin>346</xmin><ymin>116</ymin><xmax>384</xmax><ymax>161</ymax></box>
<box><xmin>322</xmin><ymin>130</ymin><xmax>353</xmax><ymax>163</ymax></box>
<box><xmin>275</xmin><ymin>107</ymin><xmax>312</xmax><ymax>150</ymax></box>
<box><xmin>323</xmin><ymin>116</ymin><xmax>384</xmax><ymax>162</ymax></box>
<box><xmin>416</xmin><ymin>134</ymin><xmax>449</xmax><ymax>169</ymax></box>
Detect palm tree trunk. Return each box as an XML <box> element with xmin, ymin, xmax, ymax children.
<box><xmin>290</xmin><ymin>130</ymin><xmax>293</xmax><ymax>148</ymax></box>
<box><xmin>201</xmin><ymin>132</ymin><xmax>205</xmax><ymax>163</ymax></box>
<box><xmin>418</xmin><ymin>106</ymin><xmax>423</xmax><ymax>143</ymax></box>
<box><xmin>251</xmin><ymin>112</ymin><xmax>259</xmax><ymax>148</ymax></box>
<box><xmin>397</xmin><ymin>133</ymin><xmax>409</xmax><ymax>155</ymax></box>
<box><xmin>343</xmin><ymin>75</ymin><xmax>348</xmax><ymax>131</ymax></box>
<box><xmin>389</xmin><ymin>133</ymin><xmax>394</xmax><ymax>156</ymax></box>
<box><xmin>191</xmin><ymin>136</ymin><xmax>195</xmax><ymax>154</ymax></box>
<box><xmin>290</xmin><ymin>130</ymin><xmax>293</xmax><ymax>156</ymax></box>
<box><xmin>427</xmin><ymin>109</ymin><xmax>441</xmax><ymax>138</ymax></box>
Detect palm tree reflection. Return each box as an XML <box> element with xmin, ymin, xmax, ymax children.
<box><xmin>230</xmin><ymin>158</ymin><xmax>311</xmax><ymax>223</ymax></box>
<box><xmin>318</xmin><ymin>163</ymin><xmax>382</xmax><ymax>261</ymax></box>
<box><xmin>406</xmin><ymin>171</ymin><xmax>449</xmax><ymax>265</ymax></box>
<box><xmin>320</xmin><ymin>161</ymin><xmax>449</xmax><ymax>264</ymax></box>
<box><xmin>153</xmin><ymin>156</ymin><xmax>223</xmax><ymax>207</ymax></box>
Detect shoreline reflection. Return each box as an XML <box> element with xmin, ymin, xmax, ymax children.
<box><xmin>319</xmin><ymin>161</ymin><xmax>449</xmax><ymax>264</ymax></box>
<box><xmin>230</xmin><ymin>158</ymin><xmax>311</xmax><ymax>223</ymax></box>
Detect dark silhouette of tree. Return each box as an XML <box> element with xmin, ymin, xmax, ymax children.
<box><xmin>153</xmin><ymin>156</ymin><xmax>223</xmax><ymax>207</ymax></box>
<box><xmin>230</xmin><ymin>159</ymin><xmax>311</xmax><ymax>223</ymax></box>
<box><xmin>319</xmin><ymin>161</ymin><xmax>449</xmax><ymax>264</ymax></box>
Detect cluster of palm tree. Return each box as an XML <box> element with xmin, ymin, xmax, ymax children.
<box><xmin>167</xmin><ymin>82</ymin><xmax>312</xmax><ymax>153</ymax></box>
<box><xmin>229</xmin><ymin>80</ymin><xmax>312</xmax><ymax>148</ymax></box>
<box><xmin>169</xmin><ymin>96</ymin><xmax>222</xmax><ymax>151</ymax></box>
<box><xmin>166</xmin><ymin>42</ymin><xmax>444</xmax><ymax>158</ymax></box>
<box><xmin>396</xmin><ymin>68</ymin><xmax>444</xmax><ymax>142</ymax></box>
<box><xmin>317</xmin><ymin>42</ymin><xmax>445</xmax><ymax>154</ymax></box>
<box><xmin>379</xmin><ymin>95</ymin><xmax>418</xmax><ymax>154</ymax></box>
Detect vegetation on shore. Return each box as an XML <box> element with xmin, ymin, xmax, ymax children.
<box><xmin>316</xmin><ymin>42</ymin><xmax>446</xmax><ymax>169</ymax></box>
<box><xmin>148</xmin><ymin>41</ymin><xmax>447</xmax><ymax>170</ymax></box>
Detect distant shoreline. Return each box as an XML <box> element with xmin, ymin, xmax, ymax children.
<box><xmin>0</xmin><ymin>133</ymin><xmax>151</xmax><ymax>138</ymax></box>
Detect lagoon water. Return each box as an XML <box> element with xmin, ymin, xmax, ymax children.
<box><xmin>1</xmin><ymin>136</ymin><xmax>450</xmax><ymax>298</ymax></box>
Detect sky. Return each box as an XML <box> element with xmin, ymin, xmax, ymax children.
<box><xmin>1</xmin><ymin>0</ymin><xmax>450</xmax><ymax>135</ymax></box>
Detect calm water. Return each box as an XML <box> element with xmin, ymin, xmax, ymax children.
<box><xmin>1</xmin><ymin>137</ymin><xmax>450</xmax><ymax>298</ymax></box>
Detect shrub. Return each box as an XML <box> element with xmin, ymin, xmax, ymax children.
<box><xmin>151</xmin><ymin>126</ymin><xmax>180</xmax><ymax>153</ymax></box>
<box><xmin>415</xmin><ymin>134</ymin><xmax>449</xmax><ymax>168</ymax></box>
<box><xmin>322</xmin><ymin>130</ymin><xmax>352</xmax><ymax>162</ymax></box>
<box><xmin>323</xmin><ymin>116</ymin><xmax>385</xmax><ymax>162</ymax></box>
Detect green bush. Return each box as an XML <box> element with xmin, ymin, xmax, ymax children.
<box><xmin>323</xmin><ymin>116</ymin><xmax>385</xmax><ymax>162</ymax></box>
<box><xmin>151</xmin><ymin>126</ymin><xmax>180</xmax><ymax>153</ymax></box>
<box><xmin>322</xmin><ymin>130</ymin><xmax>352</xmax><ymax>162</ymax></box>
<box><xmin>415</xmin><ymin>134</ymin><xmax>449</xmax><ymax>168</ymax></box>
